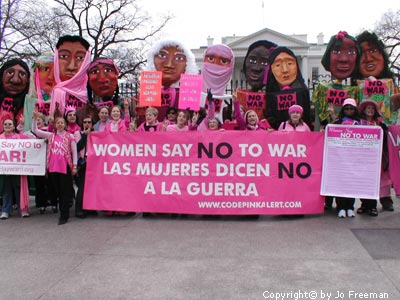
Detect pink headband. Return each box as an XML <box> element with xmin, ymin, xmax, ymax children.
<box><xmin>88</xmin><ymin>58</ymin><xmax>119</xmax><ymax>76</ymax></box>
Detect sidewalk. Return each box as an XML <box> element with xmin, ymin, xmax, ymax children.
<box><xmin>0</xmin><ymin>196</ymin><xmax>399</xmax><ymax>300</ymax></box>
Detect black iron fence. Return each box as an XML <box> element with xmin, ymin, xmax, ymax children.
<box><xmin>119</xmin><ymin>73</ymin><xmax>400</xmax><ymax>98</ymax></box>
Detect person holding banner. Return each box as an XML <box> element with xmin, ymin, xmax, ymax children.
<box><xmin>75</xmin><ymin>115</ymin><xmax>94</xmax><ymax>218</ymax></box>
<box><xmin>0</xmin><ymin>116</ymin><xmax>30</xmax><ymax>219</ymax></box>
<box><xmin>333</xmin><ymin>98</ymin><xmax>360</xmax><ymax>218</ymax></box>
<box><xmin>357</xmin><ymin>100</ymin><xmax>393</xmax><ymax>215</ymax></box>
<box><xmin>93</xmin><ymin>106</ymin><xmax>110</xmax><ymax>132</ymax></box>
<box><xmin>265</xmin><ymin>47</ymin><xmax>311</xmax><ymax>130</ymax></box>
<box><xmin>137</xmin><ymin>107</ymin><xmax>164</xmax><ymax>132</ymax></box>
<box><xmin>105</xmin><ymin>105</ymin><xmax>129</xmax><ymax>133</ymax></box>
<box><xmin>191</xmin><ymin>90</ymin><xmax>224</xmax><ymax>131</ymax></box>
<box><xmin>165</xmin><ymin>110</ymin><xmax>190</xmax><ymax>131</ymax></box>
<box><xmin>32</xmin><ymin>111</ymin><xmax>78</xmax><ymax>225</ymax></box>
<box><xmin>278</xmin><ymin>104</ymin><xmax>311</xmax><ymax>132</ymax></box>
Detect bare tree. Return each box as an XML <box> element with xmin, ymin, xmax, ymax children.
<box><xmin>0</xmin><ymin>0</ymin><xmax>32</xmax><ymax>59</ymax></box>
<box><xmin>2</xmin><ymin>0</ymin><xmax>172</xmax><ymax>79</ymax></box>
<box><xmin>374</xmin><ymin>9</ymin><xmax>400</xmax><ymax>74</ymax></box>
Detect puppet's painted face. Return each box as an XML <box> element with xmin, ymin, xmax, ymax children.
<box><xmin>359</xmin><ymin>42</ymin><xmax>385</xmax><ymax>78</ymax></box>
<box><xmin>88</xmin><ymin>63</ymin><xmax>118</xmax><ymax>98</ymax></box>
<box><xmin>271</xmin><ymin>52</ymin><xmax>298</xmax><ymax>87</ymax></box>
<box><xmin>204</xmin><ymin>53</ymin><xmax>231</xmax><ymax>67</ymax></box>
<box><xmin>58</xmin><ymin>41</ymin><xmax>87</xmax><ymax>82</ymax></box>
<box><xmin>38</xmin><ymin>63</ymin><xmax>55</xmax><ymax>94</ymax></box>
<box><xmin>2</xmin><ymin>64</ymin><xmax>29</xmax><ymax>96</ymax></box>
<box><xmin>329</xmin><ymin>37</ymin><xmax>357</xmax><ymax>80</ymax></box>
<box><xmin>154</xmin><ymin>46</ymin><xmax>187</xmax><ymax>87</ymax></box>
<box><xmin>244</xmin><ymin>45</ymin><xmax>270</xmax><ymax>91</ymax></box>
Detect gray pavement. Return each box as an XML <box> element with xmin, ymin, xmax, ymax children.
<box><xmin>1</xmin><ymin>195</ymin><xmax>400</xmax><ymax>300</ymax></box>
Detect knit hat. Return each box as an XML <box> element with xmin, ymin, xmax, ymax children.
<box><xmin>358</xmin><ymin>100</ymin><xmax>381</xmax><ymax>116</ymax></box>
<box><xmin>288</xmin><ymin>104</ymin><xmax>303</xmax><ymax>115</ymax></box>
<box><xmin>342</xmin><ymin>98</ymin><xmax>357</xmax><ymax>107</ymax></box>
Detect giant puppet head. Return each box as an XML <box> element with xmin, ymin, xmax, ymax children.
<box><xmin>201</xmin><ymin>44</ymin><xmax>234</xmax><ymax>96</ymax></box>
<box><xmin>50</xmin><ymin>35</ymin><xmax>91</xmax><ymax>115</ymax></box>
<box><xmin>267</xmin><ymin>47</ymin><xmax>307</xmax><ymax>92</ymax></box>
<box><xmin>243</xmin><ymin>40</ymin><xmax>277</xmax><ymax>92</ymax></box>
<box><xmin>356</xmin><ymin>31</ymin><xmax>393</xmax><ymax>80</ymax></box>
<box><xmin>321</xmin><ymin>31</ymin><xmax>360</xmax><ymax>81</ymax></box>
<box><xmin>146</xmin><ymin>39</ymin><xmax>198</xmax><ymax>87</ymax></box>
<box><xmin>0</xmin><ymin>59</ymin><xmax>31</xmax><ymax>129</ymax></box>
<box><xmin>87</xmin><ymin>57</ymin><xmax>119</xmax><ymax>100</ymax></box>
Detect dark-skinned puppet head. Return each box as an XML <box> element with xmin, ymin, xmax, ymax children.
<box><xmin>355</xmin><ymin>30</ymin><xmax>393</xmax><ymax>80</ymax></box>
<box><xmin>0</xmin><ymin>59</ymin><xmax>31</xmax><ymax>131</ymax></box>
<box><xmin>243</xmin><ymin>40</ymin><xmax>277</xmax><ymax>92</ymax></box>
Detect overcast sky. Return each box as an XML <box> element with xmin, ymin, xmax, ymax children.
<box><xmin>140</xmin><ymin>0</ymin><xmax>400</xmax><ymax>49</ymax></box>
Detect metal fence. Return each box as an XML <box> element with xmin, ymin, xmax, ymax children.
<box><xmin>119</xmin><ymin>73</ymin><xmax>400</xmax><ymax>98</ymax></box>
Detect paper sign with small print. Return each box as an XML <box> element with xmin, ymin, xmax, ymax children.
<box><xmin>139</xmin><ymin>71</ymin><xmax>162</xmax><ymax>107</ymax></box>
<box><xmin>178</xmin><ymin>74</ymin><xmax>202</xmax><ymax>110</ymax></box>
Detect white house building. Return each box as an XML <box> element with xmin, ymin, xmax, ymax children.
<box><xmin>191</xmin><ymin>27</ymin><xmax>332</xmax><ymax>91</ymax></box>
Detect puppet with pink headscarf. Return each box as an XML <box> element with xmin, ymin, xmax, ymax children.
<box><xmin>23</xmin><ymin>53</ymin><xmax>55</xmax><ymax>131</ymax></box>
<box><xmin>49</xmin><ymin>35</ymin><xmax>91</xmax><ymax>117</ymax></box>
<box><xmin>200</xmin><ymin>44</ymin><xmax>235</xmax><ymax>123</ymax></box>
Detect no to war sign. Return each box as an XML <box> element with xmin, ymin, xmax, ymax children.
<box><xmin>84</xmin><ymin>131</ymin><xmax>325</xmax><ymax>215</ymax></box>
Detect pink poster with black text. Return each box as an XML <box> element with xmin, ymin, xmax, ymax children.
<box><xmin>84</xmin><ymin>131</ymin><xmax>324</xmax><ymax>215</ymax></box>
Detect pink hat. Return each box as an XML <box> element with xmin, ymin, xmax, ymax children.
<box><xmin>358</xmin><ymin>100</ymin><xmax>381</xmax><ymax>116</ymax></box>
<box><xmin>288</xmin><ymin>104</ymin><xmax>303</xmax><ymax>115</ymax></box>
<box><xmin>64</xmin><ymin>105</ymin><xmax>76</xmax><ymax>116</ymax></box>
<box><xmin>342</xmin><ymin>98</ymin><xmax>357</xmax><ymax>107</ymax></box>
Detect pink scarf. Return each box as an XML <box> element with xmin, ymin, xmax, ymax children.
<box><xmin>50</xmin><ymin>49</ymin><xmax>91</xmax><ymax>115</ymax></box>
<box><xmin>201</xmin><ymin>44</ymin><xmax>234</xmax><ymax>96</ymax></box>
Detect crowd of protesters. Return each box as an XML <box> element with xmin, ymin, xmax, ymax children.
<box><xmin>1</xmin><ymin>30</ymin><xmax>399</xmax><ymax>224</ymax></box>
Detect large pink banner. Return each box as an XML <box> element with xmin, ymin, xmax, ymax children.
<box><xmin>84</xmin><ymin>131</ymin><xmax>324</xmax><ymax>215</ymax></box>
<box><xmin>388</xmin><ymin>125</ymin><xmax>400</xmax><ymax>194</ymax></box>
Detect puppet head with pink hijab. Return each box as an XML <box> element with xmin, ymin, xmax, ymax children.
<box><xmin>50</xmin><ymin>35</ymin><xmax>91</xmax><ymax>116</ymax></box>
<box><xmin>201</xmin><ymin>44</ymin><xmax>235</xmax><ymax>96</ymax></box>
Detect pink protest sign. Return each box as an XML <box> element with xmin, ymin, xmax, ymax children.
<box><xmin>388</xmin><ymin>125</ymin><xmax>400</xmax><ymax>194</ymax></box>
<box><xmin>139</xmin><ymin>71</ymin><xmax>162</xmax><ymax>107</ymax></box>
<box><xmin>178</xmin><ymin>74</ymin><xmax>202</xmax><ymax>110</ymax></box>
<box><xmin>84</xmin><ymin>131</ymin><xmax>324</xmax><ymax>215</ymax></box>
<box><xmin>237</xmin><ymin>90</ymin><xmax>265</xmax><ymax>120</ymax></box>
<box><xmin>321</xmin><ymin>124</ymin><xmax>383</xmax><ymax>199</ymax></box>
<box><xmin>326</xmin><ymin>89</ymin><xmax>348</xmax><ymax>106</ymax></box>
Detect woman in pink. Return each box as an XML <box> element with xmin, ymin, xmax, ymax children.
<box><xmin>105</xmin><ymin>105</ymin><xmax>129</xmax><ymax>132</ymax></box>
<box><xmin>0</xmin><ymin>117</ymin><xmax>30</xmax><ymax>219</ymax></box>
<box><xmin>278</xmin><ymin>105</ymin><xmax>311</xmax><ymax>132</ymax></box>
<box><xmin>32</xmin><ymin>111</ymin><xmax>78</xmax><ymax>225</ymax></box>
<box><xmin>165</xmin><ymin>110</ymin><xmax>190</xmax><ymax>131</ymax></box>
<box><xmin>137</xmin><ymin>107</ymin><xmax>163</xmax><ymax>132</ymax></box>
<box><xmin>65</xmin><ymin>106</ymin><xmax>81</xmax><ymax>142</ymax></box>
